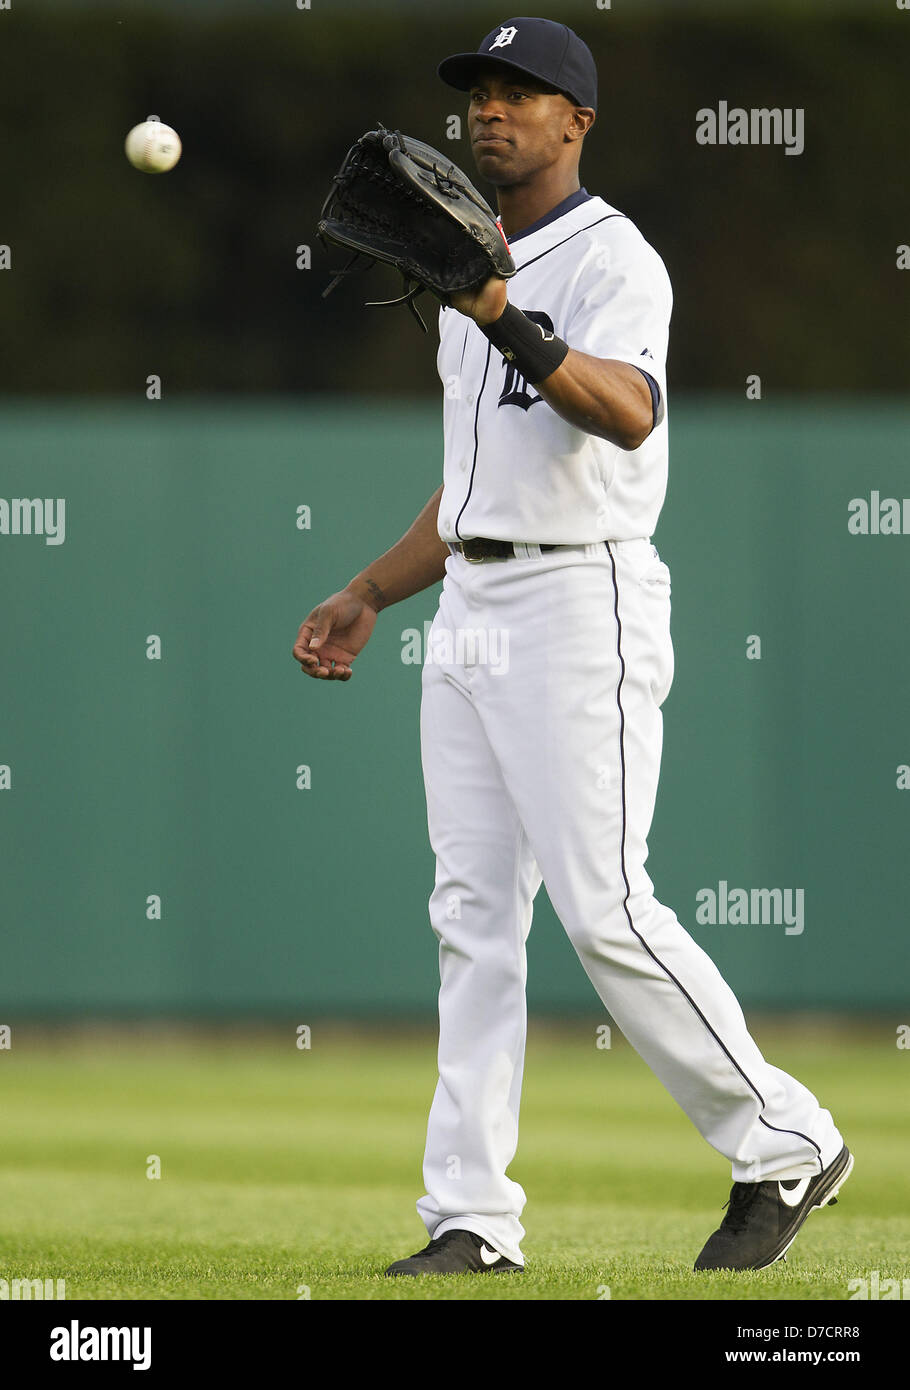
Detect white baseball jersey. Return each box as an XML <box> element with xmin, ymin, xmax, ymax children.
<box><xmin>435</xmin><ymin>190</ymin><xmax>673</xmax><ymax>545</ymax></box>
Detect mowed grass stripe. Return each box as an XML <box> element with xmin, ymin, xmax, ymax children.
<box><xmin>0</xmin><ymin>1026</ymin><xmax>905</xmax><ymax>1299</ymax></box>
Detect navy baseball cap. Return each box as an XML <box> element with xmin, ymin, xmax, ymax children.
<box><xmin>438</xmin><ymin>17</ymin><xmax>597</xmax><ymax>111</ymax></box>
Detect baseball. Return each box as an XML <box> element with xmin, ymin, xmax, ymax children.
<box><xmin>124</xmin><ymin>118</ymin><xmax>182</xmax><ymax>174</ymax></box>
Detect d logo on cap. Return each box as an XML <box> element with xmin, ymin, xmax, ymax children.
<box><xmin>489</xmin><ymin>26</ymin><xmax>519</xmax><ymax>50</ymax></box>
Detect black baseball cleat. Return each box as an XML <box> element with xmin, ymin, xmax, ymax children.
<box><xmin>694</xmin><ymin>1143</ymin><xmax>853</xmax><ymax>1272</ymax></box>
<box><xmin>385</xmin><ymin>1229</ymin><xmax>523</xmax><ymax>1276</ymax></box>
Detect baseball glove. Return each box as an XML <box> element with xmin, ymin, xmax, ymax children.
<box><xmin>317</xmin><ymin>125</ymin><xmax>515</xmax><ymax>332</ymax></box>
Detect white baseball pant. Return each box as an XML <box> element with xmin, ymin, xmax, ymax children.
<box><xmin>415</xmin><ymin>538</ymin><xmax>843</xmax><ymax>1266</ymax></box>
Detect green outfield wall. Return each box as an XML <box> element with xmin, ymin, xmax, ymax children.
<box><xmin>1</xmin><ymin>398</ymin><xmax>907</xmax><ymax>1015</ymax></box>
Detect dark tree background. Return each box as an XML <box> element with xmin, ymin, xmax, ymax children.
<box><xmin>0</xmin><ymin>6</ymin><xmax>907</xmax><ymax>395</ymax></box>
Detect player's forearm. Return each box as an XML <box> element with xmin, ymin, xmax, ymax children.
<box><xmin>535</xmin><ymin>351</ymin><xmax>653</xmax><ymax>451</ymax></box>
<box><xmin>346</xmin><ymin>485</ymin><xmax>449</xmax><ymax>612</ymax></box>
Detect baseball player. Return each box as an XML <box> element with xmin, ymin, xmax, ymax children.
<box><xmin>293</xmin><ymin>17</ymin><xmax>851</xmax><ymax>1276</ymax></box>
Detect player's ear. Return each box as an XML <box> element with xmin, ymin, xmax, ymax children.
<box><xmin>565</xmin><ymin>106</ymin><xmax>595</xmax><ymax>143</ymax></box>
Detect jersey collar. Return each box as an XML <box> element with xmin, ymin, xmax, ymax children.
<box><xmin>504</xmin><ymin>187</ymin><xmax>593</xmax><ymax>244</ymax></box>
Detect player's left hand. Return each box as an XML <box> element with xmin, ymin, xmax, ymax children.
<box><xmin>447</xmin><ymin>276</ymin><xmax>509</xmax><ymax>326</ymax></box>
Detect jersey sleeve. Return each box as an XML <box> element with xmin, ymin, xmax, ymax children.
<box><xmin>565</xmin><ymin>219</ymin><xmax>673</xmax><ymax>426</ymax></box>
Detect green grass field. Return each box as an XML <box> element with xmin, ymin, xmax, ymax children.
<box><xmin>0</xmin><ymin>1020</ymin><xmax>906</xmax><ymax>1300</ymax></box>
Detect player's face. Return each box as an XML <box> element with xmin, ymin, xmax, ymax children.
<box><xmin>466</xmin><ymin>68</ymin><xmax>588</xmax><ymax>187</ymax></box>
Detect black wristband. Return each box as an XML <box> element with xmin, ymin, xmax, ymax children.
<box><xmin>480</xmin><ymin>303</ymin><xmax>570</xmax><ymax>385</ymax></box>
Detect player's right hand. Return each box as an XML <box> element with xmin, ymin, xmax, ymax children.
<box><xmin>292</xmin><ymin>588</ymin><xmax>379</xmax><ymax>682</ymax></box>
<box><xmin>447</xmin><ymin>274</ymin><xmax>508</xmax><ymax>326</ymax></box>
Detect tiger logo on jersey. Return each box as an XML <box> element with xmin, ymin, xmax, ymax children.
<box><xmin>497</xmin><ymin>311</ymin><xmax>554</xmax><ymax>412</ymax></box>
